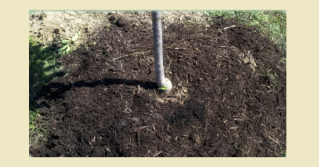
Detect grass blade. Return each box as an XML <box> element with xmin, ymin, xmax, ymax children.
<box><xmin>61</xmin><ymin>40</ymin><xmax>70</xmax><ymax>44</ymax></box>
<box><xmin>72</xmin><ymin>33</ymin><xmax>79</xmax><ymax>42</ymax></box>
<box><xmin>57</xmin><ymin>44</ymin><xmax>69</xmax><ymax>52</ymax></box>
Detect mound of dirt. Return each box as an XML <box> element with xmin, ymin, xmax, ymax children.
<box><xmin>29</xmin><ymin>13</ymin><xmax>286</xmax><ymax>157</ymax></box>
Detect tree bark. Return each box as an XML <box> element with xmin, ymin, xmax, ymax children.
<box><xmin>152</xmin><ymin>11</ymin><xmax>172</xmax><ymax>93</ymax></box>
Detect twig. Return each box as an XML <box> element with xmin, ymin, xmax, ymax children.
<box><xmin>268</xmin><ymin>136</ymin><xmax>280</xmax><ymax>145</ymax></box>
<box><xmin>139</xmin><ymin>126</ymin><xmax>150</xmax><ymax>130</ymax></box>
<box><xmin>137</xmin><ymin>85</ymin><xmax>141</xmax><ymax>94</ymax></box>
<box><xmin>234</xmin><ymin>118</ymin><xmax>244</xmax><ymax>121</ymax></box>
<box><xmin>223</xmin><ymin>25</ymin><xmax>236</xmax><ymax>30</ymax></box>
<box><xmin>153</xmin><ymin>151</ymin><xmax>163</xmax><ymax>157</ymax></box>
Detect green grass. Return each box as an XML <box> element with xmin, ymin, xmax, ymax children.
<box><xmin>29</xmin><ymin>105</ymin><xmax>48</xmax><ymax>146</ymax></box>
<box><xmin>29</xmin><ymin>106</ymin><xmax>39</xmax><ymax>132</ymax></box>
<box><xmin>29</xmin><ymin>126</ymin><xmax>48</xmax><ymax>146</ymax></box>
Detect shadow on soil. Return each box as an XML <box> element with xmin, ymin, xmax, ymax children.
<box><xmin>35</xmin><ymin>78</ymin><xmax>158</xmax><ymax>109</ymax></box>
<box><xmin>29</xmin><ymin>39</ymin><xmax>67</xmax><ymax>106</ymax></box>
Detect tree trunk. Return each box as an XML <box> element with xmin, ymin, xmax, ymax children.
<box><xmin>152</xmin><ymin>11</ymin><xmax>172</xmax><ymax>93</ymax></box>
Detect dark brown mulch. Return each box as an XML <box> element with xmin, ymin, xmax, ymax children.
<box><xmin>30</xmin><ymin>17</ymin><xmax>286</xmax><ymax>157</ymax></box>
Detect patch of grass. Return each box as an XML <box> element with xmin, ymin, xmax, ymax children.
<box><xmin>29</xmin><ymin>105</ymin><xmax>48</xmax><ymax>146</ymax></box>
<box><xmin>206</xmin><ymin>10</ymin><xmax>236</xmax><ymax>19</ymax></box>
<box><xmin>29</xmin><ymin>105</ymin><xmax>39</xmax><ymax>132</ymax></box>
<box><xmin>29</xmin><ymin>125</ymin><xmax>48</xmax><ymax>146</ymax></box>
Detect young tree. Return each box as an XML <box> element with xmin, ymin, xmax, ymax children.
<box><xmin>152</xmin><ymin>11</ymin><xmax>172</xmax><ymax>93</ymax></box>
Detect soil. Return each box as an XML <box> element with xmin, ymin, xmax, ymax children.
<box><xmin>29</xmin><ymin>12</ymin><xmax>286</xmax><ymax>157</ymax></box>
<box><xmin>29</xmin><ymin>11</ymin><xmax>208</xmax><ymax>49</ymax></box>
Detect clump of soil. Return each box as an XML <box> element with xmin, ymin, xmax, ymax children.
<box><xmin>29</xmin><ymin>13</ymin><xmax>286</xmax><ymax>157</ymax></box>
